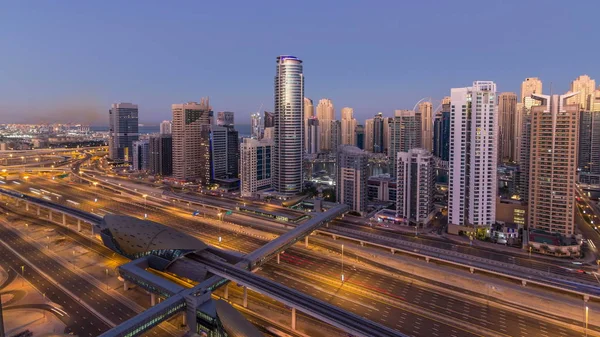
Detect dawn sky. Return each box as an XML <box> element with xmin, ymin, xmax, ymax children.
<box><xmin>1</xmin><ymin>0</ymin><xmax>598</xmax><ymax>125</ymax></box>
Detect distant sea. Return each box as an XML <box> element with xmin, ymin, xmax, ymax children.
<box><xmin>91</xmin><ymin>124</ymin><xmax>253</xmax><ymax>138</ymax></box>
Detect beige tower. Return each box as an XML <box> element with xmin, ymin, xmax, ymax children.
<box><xmin>364</xmin><ymin>118</ymin><xmax>374</xmax><ymax>152</ymax></box>
<box><xmin>520</xmin><ymin>77</ymin><xmax>543</xmax><ymax>102</ymax></box>
<box><xmin>172</xmin><ymin>99</ymin><xmax>212</xmax><ymax>184</ymax></box>
<box><xmin>340</xmin><ymin>107</ymin><xmax>357</xmax><ymax>146</ymax></box>
<box><xmin>498</xmin><ymin>92</ymin><xmax>518</xmax><ymax>163</ymax></box>
<box><xmin>419</xmin><ymin>102</ymin><xmax>433</xmax><ymax>152</ymax></box>
<box><xmin>528</xmin><ymin>93</ymin><xmax>579</xmax><ymax>236</ymax></box>
<box><xmin>316</xmin><ymin>98</ymin><xmax>334</xmax><ymax>152</ymax></box>
<box><xmin>304</xmin><ymin>97</ymin><xmax>314</xmax><ymax>153</ymax></box>
<box><xmin>567</xmin><ymin>75</ymin><xmax>596</xmax><ymax>110</ymax></box>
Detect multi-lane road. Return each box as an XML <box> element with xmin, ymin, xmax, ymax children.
<box><xmin>5</xmin><ymin>174</ymin><xmax>596</xmax><ymax>336</ymax></box>
<box><xmin>0</xmin><ymin>211</ymin><xmax>172</xmax><ymax>337</ymax></box>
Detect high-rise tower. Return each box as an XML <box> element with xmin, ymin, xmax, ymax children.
<box><xmin>498</xmin><ymin>92</ymin><xmax>518</xmax><ymax>163</ymax></box>
<box><xmin>568</xmin><ymin>75</ymin><xmax>596</xmax><ymax>110</ymax></box>
<box><xmin>418</xmin><ymin>102</ymin><xmax>433</xmax><ymax>152</ymax></box>
<box><xmin>108</xmin><ymin>103</ymin><xmax>139</xmax><ymax>162</ymax></box>
<box><xmin>304</xmin><ymin>97</ymin><xmax>314</xmax><ymax>152</ymax></box>
<box><xmin>448</xmin><ymin>81</ymin><xmax>498</xmax><ymax>230</ymax></box>
<box><xmin>341</xmin><ymin>107</ymin><xmax>357</xmax><ymax>146</ymax></box>
<box><xmin>273</xmin><ymin>55</ymin><xmax>304</xmax><ymax>196</ymax></box>
<box><xmin>388</xmin><ymin>110</ymin><xmax>422</xmax><ymax>176</ymax></box>
<box><xmin>316</xmin><ymin>98</ymin><xmax>334</xmax><ymax>152</ymax></box>
<box><xmin>528</xmin><ymin>93</ymin><xmax>579</xmax><ymax>236</ymax></box>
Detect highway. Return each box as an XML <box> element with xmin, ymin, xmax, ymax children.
<box><xmin>0</xmin><ymin>211</ymin><xmax>171</xmax><ymax>337</ymax></box>
<box><xmin>6</xmin><ymin>175</ymin><xmax>596</xmax><ymax>336</ymax></box>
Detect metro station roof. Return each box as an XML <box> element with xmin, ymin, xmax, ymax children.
<box><xmin>100</xmin><ymin>214</ymin><xmax>207</xmax><ymax>259</ymax></box>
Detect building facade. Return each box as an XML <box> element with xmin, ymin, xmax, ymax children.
<box><xmin>433</xmin><ymin>101</ymin><xmax>450</xmax><ymax>162</ymax></box>
<box><xmin>372</xmin><ymin>113</ymin><xmax>385</xmax><ymax>153</ymax></box>
<box><xmin>388</xmin><ymin>110</ymin><xmax>422</xmax><ymax>177</ymax></box>
<box><xmin>396</xmin><ymin>148</ymin><xmax>435</xmax><ymax>226</ymax></box>
<box><xmin>341</xmin><ymin>107</ymin><xmax>357</xmax><ymax>146</ymax></box>
<box><xmin>131</xmin><ymin>139</ymin><xmax>149</xmax><ymax>171</ymax></box>
<box><xmin>336</xmin><ymin>145</ymin><xmax>368</xmax><ymax>213</ymax></box>
<box><xmin>211</xmin><ymin>125</ymin><xmax>240</xmax><ymax>180</ymax></box>
<box><xmin>448</xmin><ymin>81</ymin><xmax>498</xmax><ymax>230</ymax></box>
<box><xmin>240</xmin><ymin>138</ymin><xmax>273</xmax><ymax>197</ymax></box>
<box><xmin>108</xmin><ymin>103</ymin><xmax>139</xmax><ymax>161</ymax></box>
<box><xmin>306</xmin><ymin>117</ymin><xmax>320</xmax><ymax>154</ymax></box>
<box><xmin>498</xmin><ymin>92</ymin><xmax>518</xmax><ymax>163</ymax></box>
<box><xmin>149</xmin><ymin>134</ymin><xmax>172</xmax><ymax>176</ymax></box>
<box><xmin>567</xmin><ymin>75</ymin><xmax>596</xmax><ymax>110</ymax></box>
<box><xmin>159</xmin><ymin>120</ymin><xmax>172</xmax><ymax>135</ymax></box>
<box><xmin>528</xmin><ymin>93</ymin><xmax>579</xmax><ymax>236</ymax></box>
<box><xmin>579</xmin><ymin>92</ymin><xmax>600</xmax><ymax>175</ymax></box>
<box><xmin>316</xmin><ymin>98</ymin><xmax>334</xmax><ymax>152</ymax></box>
<box><xmin>304</xmin><ymin>97</ymin><xmax>314</xmax><ymax>153</ymax></box>
<box><xmin>330</xmin><ymin>120</ymin><xmax>342</xmax><ymax>153</ymax></box>
<box><xmin>273</xmin><ymin>55</ymin><xmax>304</xmax><ymax>196</ymax></box>
<box><xmin>419</xmin><ymin>102</ymin><xmax>433</xmax><ymax>152</ymax></box>
<box><xmin>364</xmin><ymin>119</ymin><xmax>374</xmax><ymax>152</ymax></box>
<box><xmin>518</xmin><ymin>115</ymin><xmax>532</xmax><ymax>201</ymax></box>
<box><xmin>172</xmin><ymin>99</ymin><xmax>212</xmax><ymax>184</ymax></box>
<box><xmin>356</xmin><ymin>124</ymin><xmax>365</xmax><ymax>150</ymax></box>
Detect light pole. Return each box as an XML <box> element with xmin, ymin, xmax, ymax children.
<box><xmin>93</xmin><ymin>182</ymin><xmax>98</xmax><ymax>202</ymax></box>
<box><xmin>341</xmin><ymin>244</ymin><xmax>345</xmax><ymax>283</ymax></box>
<box><xmin>142</xmin><ymin>194</ymin><xmax>148</xmax><ymax>218</ymax></box>
<box><xmin>217</xmin><ymin>212</ymin><xmax>223</xmax><ymax>243</ymax></box>
<box><xmin>105</xmin><ymin>268</ymin><xmax>109</xmax><ymax>290</ymax></box>
<box><xmin>20</xmin><ymin>265</ymin><xmax>25</xmax><ymax>286</ymax></box>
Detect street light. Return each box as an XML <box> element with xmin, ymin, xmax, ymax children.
<box><xmin>341</xmin><ymin>244</ymin><xmax>345</xmax><ymax>283</ymax></box>
<box><xmin>21</xmin><ymin>265</ymin><xmax>25</xmax><ymax>286</ymax></box>
<box><xmin>217</xmin><ymin>212</ymin><xmax>223</xmax><ymax>243</ymax></box>
<box><xmin>586</xmin><ymin>305</ymin><xmax>589</xmax><ymax>336</ymax></box>
<box><xmin>142</xmin><ymin>194</ymin><xmax>148</xmax><ymax>218</ymax></box>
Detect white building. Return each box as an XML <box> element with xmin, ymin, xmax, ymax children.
<box><xmin>273</xmin><ymin>55</ymin><xmax>304</xmax><ymax>196</ymax></box>
<box><xmin>306</xmin><ymin>117</ymin><xmax>320</xmax><ymax>154</ymax></box>
<box><xmin>159</xmin><ymin>120</ymin><xmax>172</xmax><ymax>135</ymax></box>
<box><xmin>448</xmin><ymin>81</ymin><xmax>498</xmax><ymax>233</ymax></box>
<box><xmin>240</xmin><ymin>138</ymin><xmax>274</xmax><ymax>197</ymax></box>
<box><xmin>396</xmin><ymin>148</ymin><xmax>435</xmax><ymax>226</ymax></box>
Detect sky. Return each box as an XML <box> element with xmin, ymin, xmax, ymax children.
<box><xmin>1</xmin><ymin>0</ymin><xmax>599</xmax><ymax>125</ymax></box>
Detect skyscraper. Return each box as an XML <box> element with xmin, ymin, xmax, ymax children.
<box><xmin>388</xmin><ymin>110</ymin><xmax>422</xmax><ymax>176</ymax></box>
<box><xmin>396</xmin><ymin>148</ymin><xmax>435</xmax><ymax>226</ymax></box>
<box><xmin>372</xmin><ymin>113</ymin><xmax>385</xmax><ymax>153</ymax></box>
<box><xmin>418</xmin><ymin>102</ymin><xmax>433</xmax><ymax>152</ymax></box>
<box><xmin>240</xmin><ymin>137</ymin><xmax>273</xmax><ymax>197</ymax></box>
<box><xmin>304</xmin><ymin>97</ymin><xmax>314</xmax><ymax>153</ymax></box>
<box><xmin>330</xmin><ymin>120</ymin><xmax>342</xmax><ymax>153</ymax></box>
<box><xmin>356</xmin><ymin>125</ymin><xmax>365</xmax><ymax>150</ymax></box>
<box><xmin>132</xmin><ymin>139</ymin><xmax>149</xmax><ymax>171</ymax></box>
<box><xmin>364</xmin><ymin>118</ymin><xmax>374</xmax><ymax>152</ymax></box>
<box><xmin>159</xmin><ymin>120</ymin><xmax>172</xmax><ymax>135</ymax></box>
<box><xmin>216</xmin><ymin>111</ymin><xmax>235</xmax><ymax>126</ymax></box>
<box><xmin>340</xmin><ymin>107</ymin><xmax>357</xmax><ymax>146</ymax></box>
<box><xmin>520</xmin><ymin>77</ymin><xmax>543</xmax><ymax>103</ymax></box>
<box><xmin>336</xmin><ymin>145</ymin><xmax>369</xmax><ymax>214</ymax></box>
<box><xmin>567</xmin><ymin>75</ymin><xmax>596</xmax><ymax>110</ymax></box>
<box><xmin>448</xmin><ymin>81</ymin><xmax>498</xmax><ymax>231</ymax></box>
<box><xmin>498</xmin><ymin>92</ymin><xmax>518</xmax><ymax>163</ymax></box>
<box><xmin>528</xmin><ymin>93</ymin><xmax>579</xmax><ymax>236</ymax></box>
<box><xmin>172</xmin><ymin>99</ymin><xmax>212</xmax><ymax>184</ymax></box>
<box><xmin>149</xmin><ymin>134</ymin><xmax>172</xmax><ymax>176</ymax></box>
<box><xmin>250</xmin><ymin>113</ymin><xmax>262</xmax><ymax>139</ymax></box>
<box><xmin>273</xmin><ymin>55</ymin><xmax>304</xmax><ymax>196</ymax></box>
<box><xmin>433</xmin><ymin>100</ymin><xmax>450</xmax><ymax>162</ymax></box>
<box><xmin>108</xmin><ymin>103</ymin><xmax>139</xmax><ymax>162</ymax></box>
<box><xmin>316</xmin><ymin>98</ymin><xmax>334</xmax><ymax>152</ymax></box>
<box><xmin>518</xmin><ymin>115</ymin><xmax>532</xmax><ymax>201</ymax></box>
<box><xmin>306</xmin><ymin>117</ymin><xmax>320</xmax><ymax>154</ymax></box>
<box><xmin>578</xmin><ymin>92</ymin><xmax>600</xmax><ymax>175</ymax></box>
<box><xmin>264</xmin><ymin>111</ymin><xmax>275</xmax><ymax>128</ymax></box>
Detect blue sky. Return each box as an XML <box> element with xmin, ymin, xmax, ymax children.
<box><xmin>1</xmin><ymin>0</ymin><xmax>598</xmax><ymax>125</ymax></box>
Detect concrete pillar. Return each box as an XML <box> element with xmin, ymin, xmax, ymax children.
<box><xmin>277</xmin><ymin>253</ymin><xmax>280</xmax><ymax>264</ymax></box>
<box><xmin>291</xmin><ymin>307</ymin><xmax>296</xmax><ymax>330</ymax></box>
<box><xmin>585</xmin><ymin>295</ymin><xmax>590</xmax><ymax>302</ymax></box>
<box><xmin>37</xmin><ymin>206</ymin><xmax>40</xmax><ymax>216</ymax></box>
<box><xmin>15</xmin><ymin>199</ymin><xmax>19</xmax><ymax>207</ymax></box>
<box><xmin>62</xmin><ymin>213</ymin><xmax>66</xmax><ymax>226</ymax></box>
<box><xmin>425</xmin><ymin>257</ymin><xmax>429</xmax><ymax>263</ymax></box>
<box><xmin>49</xmin><ymin>210</ymin><xmax>52</xmax><ymax>222</ymax></box>
<box><xmin>91</xmin><ymin>225</ymin><xmax>94</xmax><ymax>236</ymax></box>
<box><xmin>181</xmin><ymin>312</ymin><xmax>186</xmax><ymax>327</ymax></box>
<box><xmin>470</xmin><ymin>267</ymin><xmax>474</xmax><ymax>274</ymax></box>
<box><xmin>25</xmin><ymin>202</ymin><xmax>29</xmax><ymax>211</ymax></box>
<box><xmin>224</xmin><ymin>283</ymin><xmax>229</xmax><ymax>300</ymax></box>
<box><xmin>521</xmin><ymin>280</ymin><xmax>527</xmax><ymax>286</ymax></box>
<box><xmin>391</xmin><ymin>249</ymin><xmax>395</xmax><ymax>254</ymax></box>
<box><xmin>77</xmin><ymin>219</ymin><xmax>81</xmax><ymax>232</ymax></box>
<box><xmin>360</xmin><ymin>241</ymin><xmax>364</xmax><ymax>247</ymax></box>
<box><xmin>151</xmin><ymin>293</ymin><xmax>156</xmax><ymax>306</ymax></box>
<box><xmin>123</xmin><ymin>280</ymin><xmax>129</xmax><ymax>291</ymax></box>
<box><xmin>332</xmin><ymin>235</ymin><xmax>336</xmax><ymax>240</ymax></box>
<box><xmin>305</xmin><ymin>236</ymin><xmax>308</xmax><ymax>248</ymax></box>
<box><xmin>243</xmin><ymin>286</ymin><xmax>248</xmax><ymax>308</ymax></box>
